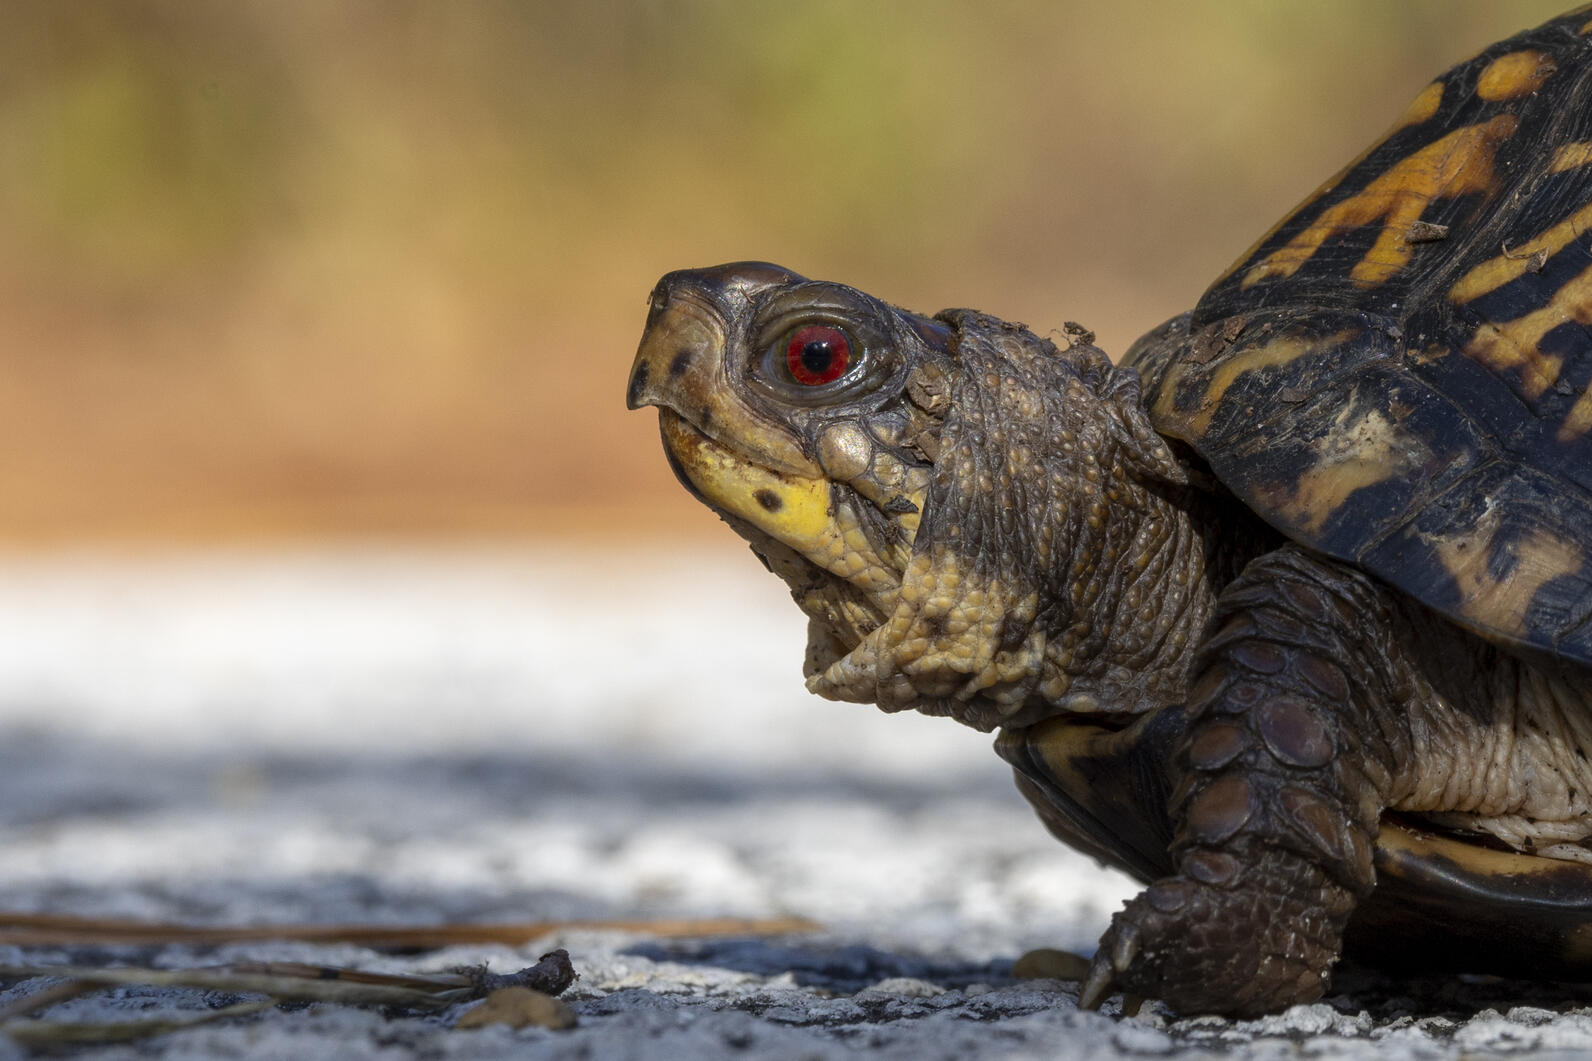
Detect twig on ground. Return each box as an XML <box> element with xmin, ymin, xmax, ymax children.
<box><xmin>0</xmin><ymin>911</ymin><xmax>814</xmax><ymax>1044</ymax></box>
<box><xmin>0</xmin><ymin>912</ymin><xmax>819</xmax><ymax>948</ymax></box>
<box><xmin>0</xmin><ymin>949</ymin><xmax>581</xmax><ymax>1045</ymax></box>
<box><xmin>0</xmin><ymin>952</ymin><xmax>576</xmax><ymax>1011</ymax></box>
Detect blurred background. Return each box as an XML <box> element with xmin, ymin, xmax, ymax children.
<box><xmin>0</xmin><ymin>6</ymin><xmax>1580</xmax><ymax>1043</ymax></box>
<box><xmin>0</xmin><ymin>0</ymin><xmax>1572</xmax><ymax>545</ymax></box>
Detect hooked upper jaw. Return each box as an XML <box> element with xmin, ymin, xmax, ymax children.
<box><xmin>626</xmin><ymin>262</ymin><xmax>824</xmax><ymax>480</ymax></box>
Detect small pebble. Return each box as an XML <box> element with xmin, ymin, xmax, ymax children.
<box><xmin>858</xmin><ymin>977</ymin><xmax>945</xmax><ymax>998</ymax></box>
<box><xmin>454</xmin><ymin>987</ymin><xmax>576</xmax><ymax>1031</ymax></box>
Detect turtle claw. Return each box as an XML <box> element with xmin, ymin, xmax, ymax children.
<box><xmin>1077</xmin><ymin>956</ymin><xmax>1115</xmax><ymax>1011</ymax></box>
<box><xmin>1110</xmin><ymin>919</ymin><xmax>1141</xmax><ymax>970</ymax></box>
<box><xmin>1079</xmin><ymin>916</ymin><xmax>1141</xmax><ymax>1011</ymax></box>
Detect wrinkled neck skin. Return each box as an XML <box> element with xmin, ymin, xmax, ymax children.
<box><xmin>802</xmin><ymin>312</ymin><xmax>1257</xmax><ymax>733</ymax></box>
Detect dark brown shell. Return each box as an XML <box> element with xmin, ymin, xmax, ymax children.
<box><xmin>1133</xmin><ymin>7</ymin><xmax>1592</xmax><ymax>664</ymax></box>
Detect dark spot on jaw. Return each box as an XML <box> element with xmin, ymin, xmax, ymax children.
<box><xmin>754</xmin><ymin>489</ymin><xmax>782</xmax><ymax>512</ymax></box>
<box><xmin>669</xmin><ymin>348</ymin><xmax>693</xmax><ymax>378</ymax></box>
<box><xmin>626</xmin><ymin>361</ymin><xmax>650</xmax><ymax>408</ymax></box>
<box><xmin>700</xmin><ymin>408</ymin><xmax>713</xmax><ymax>430</ymax></box>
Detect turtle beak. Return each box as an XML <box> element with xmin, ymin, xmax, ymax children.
<box><xmin>625</xmin><ymin>266</ymin><xmax>745</xmax><ymax>419</ymax></box>
<box><xmin>626</xmin><ymin>261</ymin><xmax>807</xmax><ymax>412</ymax></box>
<box><xmin>625</xmin><ymin>262</ymin><xmax>822</xmax><ymax>478</ymax></box>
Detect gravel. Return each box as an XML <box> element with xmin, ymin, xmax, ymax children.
<box><xmin>0</xmin><ymin>546</ymin><xmax>1588</xmax><ymax>1058</ymax></box>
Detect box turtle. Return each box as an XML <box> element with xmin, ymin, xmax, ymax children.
<box><xmin>626</xmin><ymin>7</ymin><xmax>1592</xmax><ymax>1016</ymax></box>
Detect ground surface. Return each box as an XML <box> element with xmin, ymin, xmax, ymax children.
<box><xmin>1</xmin><ymin>547</ymin><xmax>1591</xmax><ymax>1058</ymax></box>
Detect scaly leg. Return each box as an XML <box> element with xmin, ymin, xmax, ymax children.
<box><xmin>1082</xmin><ymin>547</ymin><xmax>1409</xmax><ymax>1016</ymax></box>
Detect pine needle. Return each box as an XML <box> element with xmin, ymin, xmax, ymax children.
<box><xmin>0</xmin><ymin>912</ymin><xmax>819</xmax><ymax>948</ymax></box>
<box><xmin>2</xmin><ymin>1000</ymin><xmax>275</xmax><ymax>1046</ymax></box>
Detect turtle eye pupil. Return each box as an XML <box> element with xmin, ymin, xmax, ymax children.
<box><xmin>801</xmin><ymin>341</ymin><xmax>833</xmax><ymax>376</ymax></box>
<box><xmin>784</xmin><ymin>325</ymin><xmax>851</xmax><ymax>386</ymax></box>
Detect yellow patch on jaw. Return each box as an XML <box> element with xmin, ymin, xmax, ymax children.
<box><xmin>1461</xmin><ymin>261</ymin><xmax>1592</xmax><ymax>407</ymax></box>
<box><xmin>1241</xmin><ymin>116</ymin><xmax>1517</xmax><ymax>291</ymax></box>
<box><xmin>659</xmin><ymin>411</ymin><xmax>898</xmax><ymax>593</ymax></box>
<box><xmin>1449</xmin><ymin>200</ymin><xmax>1592</xmax><ymax>306</ymax></box>
<box><xmin>1475</xmin><ymin>49</ymin><xmax>1557</xmax><ymax>101</ymax></box>
<box><xmin>1430</xmin><ymin>506</ymin><xmax>1585</xmax><ymax>636</ymax></box>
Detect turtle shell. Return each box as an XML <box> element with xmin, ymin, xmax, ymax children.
<box><xmin>1134</xmin><ymin>7</ymin><xmax>1592</xmax><ymax>665</ymax></box>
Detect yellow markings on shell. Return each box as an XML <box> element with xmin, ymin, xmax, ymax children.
<box><xmin>1563</xmin><ymin>394</ymin><xmax>1592</xmax><ymax>443</ymax></box>
<box><xmin>1241</xmin><ymin>116</ymin><xmax>1517</xmax><ymax>291</ymax></box>
<box><xmin>1395</xmin><ymin>81</ymin><xmax>1445</xmax><ymax>131</ymax></box>
<box><xmin>1551</xmin><ymin>142</ymin><xmax>1592</xmax><ymax>173</ymax></box>
<box><xmin>1463</xmin><ymin>262</ymin><xmax>1592</xmax><ymax>408</ymax></box>
<box><xmin>1555</xmin><ymin>268</ymin><xmax>1592</xmax><ymax>440</ymax></box>
<box><xmin>1450</xmin><ymin>200</ymin><xmax>1592</xmax><ymax>305</ymax></box>
<box><xmin>1270</xmin><ymin>408</ymin><xmax>1414</xmax><ymax>536</ymax></box>
<box><xmin>659</xmin><ymin>412</ymin><xmax>896</xmax><ymax>593</ymax></box>
<box><xmin>1377</xmin><ymin>818</ymin><xmax>1592</xmax><ymax>882</ymax></box>
<box><xmin>1158</xmin><ymin>330</ymin><xmax>1352</xmax><ymax>439</ymax></box>
<box><xmin>1431</xmin><ymin>506</ymin><xmax>1584</xmax><ymax>636</ymax></box>
<box><xmin>1476</xmin><ymin>49</ymin><xmax>1557</xmax><ymax>101</ymax></box>
<box><xmin>1211</xmin><ymin>80</ymin><xmax>1445</xmax><ymax>288</ymax></box>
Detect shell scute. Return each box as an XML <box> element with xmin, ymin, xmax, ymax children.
<box><xmin>1360</xmin><ymin>464</ymin><xmax>1592</xmax><ymax>654</ymax></box>
<box><xmin>1154</xmin><ymin>7</ymin><xmax>1592</xmax><ymax>663</ymax></box>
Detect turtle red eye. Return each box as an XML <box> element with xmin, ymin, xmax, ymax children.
<box><xmin>784</xmin><ymin>325</ymin><xmax>852</xmax><ymax>386</ymax></box>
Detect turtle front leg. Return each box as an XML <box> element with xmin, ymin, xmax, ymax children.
<box><xmin>1082</xmin><ymin>547</ymin><xmax>1409</xmax><ymax>1017</ymax></box>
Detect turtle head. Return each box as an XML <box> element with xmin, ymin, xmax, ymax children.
<box><xmin>627</xmin><ymin>262</ymin><xmax>950</xmax><ymax>673</ymax></box>
<box><xmin>628</xmin><ymin>263</ymin><xmax>1186</xmax><ymax>731</ymax></box>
